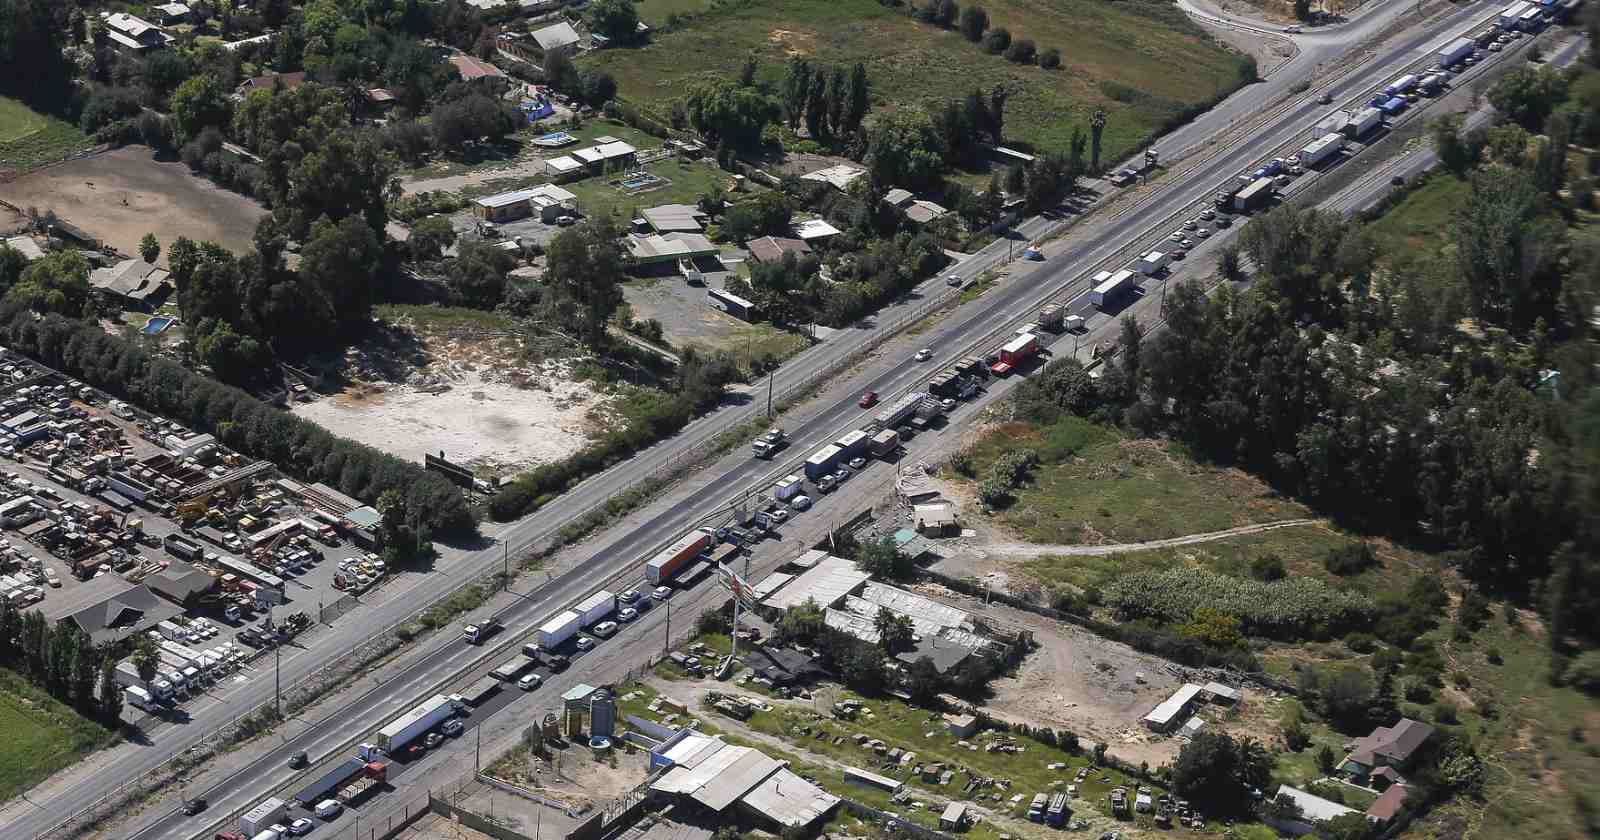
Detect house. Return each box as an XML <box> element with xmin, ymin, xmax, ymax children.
<box><xmin>1365</xmin><ymin>783</ymin><xmax>1409</xmax><ymax>825</ymax></box>
<box><xmin>641</xmin><ymin>204</ymin><xmax>708</xmax><ymax>234</ymax></box>
<box><xmin>800</xmin><ymin>164</ymin><xmax>867</xmax><ymax>191</ymax></box>
<box><xmin>745</xmin><ymin>236</ymin><xmax>811</xmax><ymax>265</ymax></box>
<box><xmin>1339</xmin><ymin>718</ymin><xmax>1434</xmax><ymax>783</ymax></box>
<box><xmin>1267</xmin><ymin>785</ymin><xmax>1357</xmax><ymax>837</ymax></box>
<box><xmin>939</xmin><ymin>802</ymin><xmax>968</xmax><ymax>830</ymax></box>
<box><xmin>89</xmin><ymin>259</ymin><xmax>172</xmax><ymax>311</ymax></box>
<box><xmin>793</xmin><ymin>219</ymin><xmax>841</xmax><ymax>242</ymax></box>
<box><xmin>236</xmin><ymin>71</ymin><xmax>307</xmax><ymax>96</ymax></box>
<box><xmin>66</xmin><ymin>585</ymin><xmax>184</xmax><ymax>646</ymax></box>
<box><xmin>471</xmin><ymin>184</ymin><xmax>577</xmax><ymax>223</ymax></box>
<box><xmin>883</xmin><ymin>188</ymin><xmax>915</xmax><ymax>208</ymax></box>
<box><xmin>449</xmin><ymin>54</ymin><xmax>505</xmax><ymax>81</ymax></box>
<box><xmin>1143</xmin><ymin>683</ymin><xmax>1204</xmax><ymax>732</ymax></box>
<box><xmin>626</xmin><ymin>233</ymin><xmax>718</xmax><ymax>265</ymax></box>
<box><xmin>571</xmin><ymin>140</ymin><xmax>638</xmax><ymax>173</ymax></box>
<box><xmin>3</xmin><ymin>236</ymin><xmax>45</xmax><ymax>262</ymax></box>
<box><xmin>544</xmin><ymin>155</ymin><xmax>584</xmax><ymax>180</ymax></box>
<box><xmin>152</xmin><ymin>2</ymin><xmax>191</xmax><ymax>24</ymax></box>
<box><xmin>531</xmin><ymin>21</ymin><xmax>582</xmax><ymax>55</ymax></box>
<box><xmin>905</xmin><ymin>200</ymin><xmax>949</xmax><ymax>225</ymax></box>
<box><xmin>649</xmin><ymin>729</ymin><xmax>839</xmax><ymax>830</ymax></box>
<box><xmin>100</xmin><ymin>13</ymin><xmax>173</xmax><ymax>53</ymax></box>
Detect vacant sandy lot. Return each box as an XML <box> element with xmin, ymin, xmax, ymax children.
<box><xmin>295</xmin><ymin>366</ymin><xmax>598</xmax><ymax>475</ymax></box>
<box><xmin>0</xmin><ymin>146</ymin><xmax>267</xmax><ymax>258</ymax></box>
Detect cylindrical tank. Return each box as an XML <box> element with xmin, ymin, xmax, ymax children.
<box><xmin>589</xmin><ymin>690</ymin><xmax>616</xmax><ymax>738</ymax></box>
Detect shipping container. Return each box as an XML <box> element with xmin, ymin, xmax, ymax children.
<box><xmin>990</xmin><ymin>333</ymin><xmax>1038</xmax><ymax>376</ymax></box>
<box><xmin>773</xmin><ymin>474</ymin><xmax>805</xmax><ymax>502</ymax></box>
<box><xmin>834</xmin><ymin>430</ymin><xmax>871</xmax><ymax>459</ymax></box>
<box><xmin>293</xmin><ymin>758</ymin><xmax>367</xmax><ymax>807</ymax></box>
<box><xmin>1037</xmin><ymin>303</ymin><xmax>1065</xmax><ymax>331</ymax></box>
<box><xmin>645</xmin><ymin>532</ymin><xmax>711</xmax><ymax>584</ymax></box>
<box><xmin>1438</xmin><ymin>36</ymin><xmax>1475</xmax><ymax>67</ymax></box>
<box><xmin>164</xmin><ymin>534</ymin><xmax>202</xmax><ymax>561</ymax></box>
<box><xmin>1343</xmin><ymin>107</ymin><xmax>1383</xmax><ymax>139</ymax></box>
<box><xmin>1133</xmin><ymin>251</ymin><xmax>1169</xmax><ymax>276</ymax></box>
<box><xmin>574</xmin><ymin>590</ymin><xmax>617</xmax><ymax>626</ymax></box>
<box><xmin>869</xmin><ymin>429</ymin><xmax>900</xmax><ymax>458</ymax></box>
<box><xmin>460</xmin><ymin>675</ymin><xmax>501</xmax><ymax>706</ymax></box>
<box><xmin>535</xmin><ymin>609</ymin><xmax>583</xmax><ymax>649</ymax></box>
<box><xmin>1089</xmin><ymin>269</ymin><xmax>1137</xmax><ymax>309</ymax></box>
<box><xmin>374</xmin><ymin>694</ymin><xmax>453</xmax><ymax>752</ymax></box>
<box><xmin>804</xmin><ymin>445</ymin><xmax>844</xmax><ymax>481</ymax></box>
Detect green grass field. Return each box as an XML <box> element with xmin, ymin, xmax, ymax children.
<box><xmin>1366</xmin><ymin>172</ymin><xmax>1469</xmax><ymax>272</ymax></box>
<box><xmin>584</xmin><ymin>0</ymin><xmax>1250</xmax><ymax>163</ymax></box>
<box><xmin>0</xmin><ymin>97</ymin><xmax>92</xmax><ymax>172</ymax></box>
<box><xmin>564</xmin><ymin>154</ymin><xmax>730</xmax><ymax>221</ymax></box>
<box><xmin>962</xmin><ymin>418</ymin><xmax>1310</xmax><ymax>547</ymax></box>
<box><xmin>0</xmin><ymin>670</ymin><xmax>116</xmax><ymax>802</ymax></box>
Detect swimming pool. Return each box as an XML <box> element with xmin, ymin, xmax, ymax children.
<box><xmin>143</xmin><ymin>316</ymin><xmax>174</xmax><ymax>334</ymax></box>
<box><xmin>619</xmin><ymin>173</ymin><xmax>664</xmax><ymax>191</ymax></box>
<box><xmin>531</xmin><ymin>131</ymin><xmax>576</xmax><ymax>147</ymax></box>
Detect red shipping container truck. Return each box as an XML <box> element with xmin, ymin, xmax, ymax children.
<box><xmin>990</xmin><ymin>333</ymin><xmax>1039</xmax><ymax>375</ymax></box>
<box><xmin>646</xmin><ymin>532</ymin><xmax>711</xmax><ymax>584</ymax></box>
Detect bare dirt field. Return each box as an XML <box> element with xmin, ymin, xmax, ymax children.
<box><xmin>0</xmin><ymin>146</ymin><xmax>267</xmax><ymax>258</ymax></box>
<box><xmin>623</xmin><ymin>278</ymin><xmax>810</xmax><ymax>367</ymax></box>
<box><xmin>293</xmin><ymin>314</ymin><xmax>605</xmax><ymax>475</ymax></box>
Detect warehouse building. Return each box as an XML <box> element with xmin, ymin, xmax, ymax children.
<box><xmin>1143</xmin><ymin>683</ymin><xmax>1204</xmax><ymax>732</ymax></box>
<box><xmin>648</xmin><ymin>728</ymin><xmax>838</xmax><ymax>830</ymax></box>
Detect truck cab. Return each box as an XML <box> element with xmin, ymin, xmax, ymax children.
<box><xmin>752</xmin><ymin>429</ymin><xmax>788</xmax><ymax>458</ymax></box>
<box><xmin>462</xmin><ymin>617</ymin><xmax>502</xmax><ymax>644</ymax></box>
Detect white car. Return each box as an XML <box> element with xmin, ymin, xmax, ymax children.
<box><xmin>790</xmin><ymin>495</ymin><xmax>812</xmax><ymax>511</ymax></box>
<box><xmin>769</xmin><ymin>508</ymin><xmax>789</xmax><ymax>523</ymax></box>
<box><xmin>575</xmin><ymin>636</ymin><xmax>594</xmax><ymax>650</ymax></box>
<box><xmin>314</xmin><ymin>800</ymin><xmax>343</xmax><ymax>820</ymax></box>
<box><xmin>618</xmin><ymin>607</ymin><xmax>638</xmax><ymax>622</ymax></box>
<box><xmin>946</xmin><ymin>274</ymin><xmax>964</xmax><ymax>287</ymax></box>
<box><xmin>1283</xmin><ymin>24</ymin><xmax>1302</xmax><ymax>33</ymax></box>
<box><xmin>847</xmin><ymin>457</ymin><xmax>867</xmax><ymax>470</ymax></box>
<box><xmin>441</xmin><ymin>718</ymin><xmax>465</xmax><ymax>736</ymax></box>
<box><xmin>288</xmin><ymin>818</ymin><xmax>315</xmax><ymax>836</ymax></box>
<box><xmin>652</xmin><ymin>586</ymin><xmax>672</xmax><ymax>600</ymax></box>
<box><xmin>1169</xmin><ymin>232</ymin><xmax>1185</xmax><ymax>242</ymax></box>
<box><xmin>1199</xmin><ymin>208</ymin><xmax>1216</xmax><ymax>220</ymax></box>
<box><xmin>1182</xmin><ymin>219</ymin><xmax>1198</xmax><ymax>230</ymax></box>
<box><xmin>1195</xmin><ymin>228</ymin><xmax>1211</xmax><ymax>238</ymax></box>
<box><xmin>518</xmin><ymin>672</ymin><xmax>543</xmax><ymax>691</ymax></box>
<box><xmin>914</xmin><ymin>348</ymin><xmax>933</xmax><ymax>362</ymax></box>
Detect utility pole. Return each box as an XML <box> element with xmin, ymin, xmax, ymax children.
<box><xmin>503</xmin><ymin>543</ymin><xmax>509</xmax><ymax>590</ymax></box>
<box><xmin>475</xmin><ymin>726</ymin><xmax>482</xmax><ymax>772</ymax></box>
<box><xmin>766</xmin><ymin>370</ymin><xmax>774</xmax><ymax>418</ymax></box>
<box><xmin>663</xmin><ymin>599</ymin><xmax>671</xmax><ymax>655</ymax></box>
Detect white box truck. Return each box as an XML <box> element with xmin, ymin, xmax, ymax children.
<box><xmin>124</xmin><ymin>685</ymin><xmax>158</xmax><ymax>712</ymax></box>
<box><xmin>574</xmin><ymin>590</ymin><xmax>617</xmax><ymax>627</ymax></box>
<box><xmin>1089</xmin><ymin>269</ymin><xmax>1137</xmax><ymax>309</ymax></box>
<box><xmin>1133</xmin><ymin>251</ymin><xmax>1169</xmax><ymax>276</ymax></box>
<box><xmin>1500</xmin><ymin>0</ymin><xmax>1530</xmax><ymax>27</ymax></box>
<box><xmin>240</xmin><ymin>797</ymin><xmax>289</xmax><ymax>836</ymax></box>
<box><xmin>375</xmin><ymin>694</ymin><xmax>453</xmax><ymax>753</ymax></box>
<box><xmin>774</xmin><ymin>474</ymin><xmax>805</xmax><ymax>502</ymax></box>
<box><xmin>536</xmin><ymin>609</ymin><xmax>583</xmax><ymax>650</ymax></box>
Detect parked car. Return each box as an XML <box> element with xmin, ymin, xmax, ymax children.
<box><xmin>593</xmin><ymin>621</ymin><xmax>619</xmax><ymax>638</ymax></box>
<box><xmin>790</xmin><ymin>495</ymin><xmax>812</xmax><ymax>511</ymax></box>
<box><xmin>618</xmin><ymin>607</ymin><xmax>638</xmax><ymax>622</ymax></box>
<box><xmin>425</xmin><ymin>732</ymin><xmax>444</xmax><ymax>749</ymax></box>
<box><xmin>653</xmin><ymin>586</ymin><xmax>672</xmax><ymax>600</ymax></box>
<box><xmin>1182</xmin><ymin>219</ymin><xmax>1198</xmax><ymax>230</ymax></box>
<box><xmin>518</xmin><ymin>673</ymin><xmax>543</xmax><ymax>691</ymax></box>
<box><xmin>619</xmin><ymin>589</ymin><xmax>640</xmax><ymax>604</ymax></box>
<box><xmin>768</xmin><ymin>508</ymin><xmax>789</xmax><ymax>523</ymax></box>
<box><xmin>314</xmin><ymin>800</ymin><xmax>343</xmax><ymax>820</ymax></box>
<box><xmin>441</xmin><ymin>718</ymin><xmax>465</xmax><ymax>736</ymax></box>
<box><xmin>1195</xmin><ymin>228</ymin><xmax>1211</xmax><ymax>238</ymax></box>
<box><xmin>288</xmin><ymin>818</ymin><xmax>315</xmax><ymax>836</ymax></box>
<box><xmin>847</xmin><ymin>456</ymin><xmax>866</xmax><ymax>470</ymax></box>
<box><xmin>576</xmin><ymin>636</ymin><xmax>595</xmax><ymax>650</ymax></box>
<box><xmin>1170</xmin><ymin>249</ymin><xmax>1187</xmax><ymax>260</ymax></box>
<box><xmin>1199</xmin><ymin>208</ymin><xmax>1216</xmax><ymax>220</ymax></box>
<box><xmin>940</xmin><ymin>398</ymin><xmax>957</xmax><ymax>412</ymax></box>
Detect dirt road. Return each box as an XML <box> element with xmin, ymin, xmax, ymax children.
<box><xmin>975</xmin><ymin>518</ymin><xmax>1320</xmax><ymax>557</ymax></box>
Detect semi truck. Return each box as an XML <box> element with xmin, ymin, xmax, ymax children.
<box><xmin>115</xmin><ymin>660</ymin><xmax>175</xmax><ymax>701</ymax></box>
<box><xmin>990</xmin><ymin>332</ymin><xmax>1039</xmax><ymax>376</ymax></box>
<box><xmin>574</xmin><ymin>590</ymin><xmax>617</xmax><ymax>627</ymax></box>
<box><xmin>535</xmin><ymin>609</ymin><xmax>583</xmax><ymax>649</ymax></box>
<box><xmin>1298</xmin><ymin>132</ymin><xmax>1346</xmax><ymax>169</ymax></box>
<box><xmin>1233</xmin><ymin>177</ymin><xmax>1274</xmax><ymax>213</ymax></box>
<box><xmin>1342</xmin><ymin>107</ymin><xmax>1383</xmax><ymax>139</ymax></box>
<box><xmin>646</xmin><ymin>532</ymin><xmax>710</xmax><ymax>584</ymax></box>
<box><xmin>462</xmin><ymin>614</ymin><xmax>503</xmax><ymax>644</ymax></box>
<box><xmin>337</xmin><ymin>775</ymin><xmax>381</xmax><ymax>806</ymax></box>
<box><xmin>1382</xmin><ymin>74</ymin><xmax>1418</xmax><ymax>97</ymax></box>
<box><xmin>1133</xmin><ymin>251</ymin><xmax>1169</xmax><ymax>276</ymax></box>
<box><xmin>374</xmin><ymin>694</ymin><xmax>453</xmax><ymax>753</ymax></box>
<box><xmin>869</xmin><ymin>429</ymin><xmax>900</xmax><ymax>458</ymax></box>
<box><xmin>1037</xmin><ymin>303</ymin><xmax>1065</xmax><ymax>331</ymax></box>
<box><xmin>872</xmin><ymin>392</ymin><xmax>932</xmax><ymax>432</ymax></box>
<box><xmin>1474</xmin><ymin>24</ymin><xmax>1500</xmax><ymax>46</ymax></box>
<box><xmin>293</xmin><ymin>758</ymin><xmax>385</xmax><ymax>808</ymax></box>
<box><xmin>1090</xmin><ymin>269</ymin><xmax>1136</xmax><ymax>309</ymax></box>
<box><xmin>490</xmin><ymin>655</ymin><xmax>532</xmax><ymax>682</ymax></box>
<box><xmin>1438</xmin><ymin>36</ymin><xmax>1475</xmax><ymax>67</ymax></box>
<box><xmin>240</xmin><ymin>798</ymin><xmax>288</xmax><ymax>837</ymax></box>
<box><xmin>163</xmin><ymin>534</ymin><xmax>202</xmax><ymax>561</ymax></box>
<box><xmin>834</xmin><ymin>429</ymin><xmax>871</xmax><ymax>460</ymax></box>
<box><xmin>1500</xmin><ymin>0</ymin><xmax>1531</xmax><ymax>27</ymax></box>
<box><xmin>803</xmin><ymin>445</ymin><xmax>844</xmax><ymax>481</ymax></box>
<box><xmin>1379</xmin><ymin>96</ymin><xmax>1407</xmax><ymax>115</ymax></box>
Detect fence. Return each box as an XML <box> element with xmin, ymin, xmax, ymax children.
<box><xmin>839</xmin><ymin>796</ymin><xmax>962</xmax><ymax>840</ymax></box>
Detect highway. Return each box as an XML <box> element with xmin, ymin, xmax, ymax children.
<box><xmin>0</xmin><ymin>1</ymin><xmax>1549</xmax><ymax>838</ymax></box>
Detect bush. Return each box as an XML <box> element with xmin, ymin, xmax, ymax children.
<box><xmin>1323</xmin><ymin>542</ymin><xmax>1378</xmax><ymax>576</ymax></box>
<box><xmin>1250</xmin><ymin>553</ymin><xmax>1287</xmax><ymax>582</ymax></box>
<box><xmin>1104</xmin><ymin>567</ymin><xmax>1376</xmax><ymax>639</ymax></box>
<box><xmin>1433</xmin><ymin>701</ymin><xmax>1459</xmax><ymax>724</ymax></box>
<box><xmin>1004</xmin><ymin>39</ymin><xmax>1037</xmax><ymax>64</ymax></box>
<box><xmin>1404</xmin><ymin>679</ymin><xmax>1434</xmax><ymax>704</ymax></box>
<box><xmin>1344</xmin><ymin>632</ymin><xmax>1377</xmax><ymax>653</ymax></box>
<box><xmin>983</xmin><ymin>27</ymin><xmax>1012</xmax><ymax>54</ymax></box>
<box><xmin>1039</xmin><ymin>48</ymin><xmax>1061</xmax><ymax>70</ymax></box>
<box><xmin>1567</xmin><ymin>651</ymin><xmax>1600</xmax><ymax>694</ymax></box>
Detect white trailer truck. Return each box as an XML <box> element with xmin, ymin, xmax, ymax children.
<box><xmin>1298</xmin><ymin>132</ymin><xmax>1346</xmax><ymax>169</ymax></box>
<box><xmin>535</xmin><ymin>609</ymin><xmax>583</xmax><ymax>650</ymax></box>
<box><xmin>574</xmin><ymin>590</ymin><xmax>617</xmax><ymax>627</ymax></box>
<box><xmin>374</xmin><ymin>694</ymin><xmax>453</xmax><ymax>753</ymax></box>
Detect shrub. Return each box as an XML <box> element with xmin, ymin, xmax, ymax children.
<box><xmin>1404</xmin><ymin>679</ymin><xmax>1434</xmax><ymax>704</ymax></box>
<box><xmin>1104</xmin><ymin>568</ymin><xmax>1376</xmax><ymax>639</ymax></box>
<box><xmin>983</xmin><ymin>27</ymin><xmax>1011</xmax><ymax>54</ymax></box>
<box><xmin>1567</xmin><ymin>651</ymin><xmax>1600</xmax><ymax>694</ymax></box>
<box><xmin>1004</xmin><ymin>39</ymin><xmax>1037</xmax><ymax>64</ymax></box>
<box><xmin>1250</xmin><ymin>553</ymin><xmax>1287</xmax><ymax>582</ymax></box>
<box><xmin>1433</xmin><ymin>701</ymin><xmax>1459</xmax><ymax>724</ymax></box>
<box><xmin>1323</xmin><ymin>542</ymin><xmax>1378</xmax><ymax>576</ymax></box>
<box><xmin>1344</xmin><ymin>632</ymin><xmax>1377</xmax><ymax>653</ymax></box>
<box><xmin>1039</xmin><ymin>48</ymin><xmax>1061</xmax><ymax>70</ymax></box>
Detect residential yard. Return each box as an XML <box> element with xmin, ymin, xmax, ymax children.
<box><xmin>621</xmin><ymin>275</ymin><xmax>813</xmax><ymax>367</ymax></box>
<box><xmin>957</xmin><ymin>419</ymin><xmax>1311</xmax><ymax>547</ymax></box>
<box><xmin>565</xmin><ymin>156</ymin><xmax>731</xmax><ymax>222</ymax></box>
<box><xmin>0</xmin><ymin>670</ymin><xmax>116</xmax><ymax>802</ymax></box>
<box><xmin>401</xmin><ymin>120</ymin><xmax>662</xmax><ymax>196</ymax></box>
<box><xmin>0</xmin><ymin>97</ymin><xmax>93</xmax><ymax>175</ymax></box>
<box><xmin>584</xmin><ymin>0</ymin><xmax>1252</xmax><ymax>162</ymax></box>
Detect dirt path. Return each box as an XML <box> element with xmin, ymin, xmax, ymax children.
<box><xmin>974</xmin><ymin>518</ymin><xmax>1320</xmax><ymax>557</ymax></box>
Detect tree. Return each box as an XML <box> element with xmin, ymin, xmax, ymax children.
<box><xmin>139</xmin><ymin>233</ymin><xmax>161</xmax><ymax>264</ymax></box>
<box><xmin>1487</xmin><ymin>65</ymin><xmax>1569</xmax><ymax>131</ymax></box>
<box><xmin>1004</xmin><ymin>39</ymin><xmax>1036</xmax><ymax>64</ymax></box>
<box><xmin>988</xmin><ymin>85</ymin><xmax>1008</xmax><ymax>143</ymax></box>
<box><xmin>1089</xmin><ymin>109</ymin><xmax>1107</xmax><ymax>173</ymax></box>
<box><xmin>866</xmin><ymin>108</ymin><xmax>947</xmax><ymax>190</ymax></box>
<box><xmin>0</xmin><ymin>244</ymin><xmax>26</xmax><ymax>297</ymax></box>
<box><xmin>1250</xmin><ymin>553</ymin><xmax>1287</xmax><ymax>582</ymax></box>
<box><xmin>1433</xmin><ymin>114</ymin><xmax>1476</xmax><ymax>175</ymax></box>
<box><xmin>685</xmin><ymin>79</ymin><xmax>779</xmax><ymax>150</ymax></box>
<box><xmin>131</xmin><ymin>635</ymin><xmax>160</xmax><ymax>682</ymax></box>
<box><xmin>959</xmin><ymin>5</ymin><xmax>989</xmax><ymax>41</ymax></box>
<box><xmin>1318</xmin><ymin>813</ymin><xmax>1378</xmax><ymax>840</ymax></box>
<box><xmin>825</xmin><ymin>65</ymin><xmax>848</xmax><ymax>141</ymax></box>
<box><xmin>739</xmin><ymin>53</ymin><xmax>759</xmax><ymax>87</ymax></box>
<box><xmin>6</xmin><ymin>251</ymin><xmax>92</xmax><ymax>317</ymax></box>
<box><xmin>874</xmin><ymin>606</ymin><xmax>915</xmax><ymax>653</ymax></box>
<box><xmin>1317</xmin><ymin>744</ymin><xmax>1337</xmax><ymax>773</ymax></box>
<box><xmin>903</xmin><ymin>655</ymin><xmax>941</xmax><ymax>701</ymax></box>
<box><xmin>587</xmin><ymin>0</ymin><xmax>641</xmax><ymax>44</ymax></box>
<box><xmin>857</xmin><ymin>536</ymin><xmax>914</xmax><ymax>579</ymax></box>
<box><xmin>582</xmin><ymin>70</ymin><xmax>619</xmax><ymax>109</ymax></box>
<box><xmin>1533</xmin><ymin>111</ymin><xmax>1570</xmax><ymax>196</ymax></box>
<box><xmin>923</xmin><ymin>0</ymin><xmax>960</xmax><ymax>27</ymax></box>
<box><xmin>1294</xmin><ymin>0</ymin><xmax>1312</xmax><ymax>20</ymax></box>
<box><xmin>1039</xmin><ymin>47</ymin><xmax>1061</xmax><ymax>70</ymax></box>
<box><xmin>299</xmin><ymin>214</ymin><xmax>383</xmax><ymax>327</ymax></box>
<box><xmin>844</xmin><ymin>62</ymin><xmax>870</xmax><ymax>134</ymax></box>
<box><xmin>545</xmin><ymin>216</ymin><xmax>627</xmax><ymax>350</ymax></box>
<box><xmin>408</xmin><ymin>216</ymin><xmax>457</xmax><ymax>262</ymax></box>
<box><xmin>1170</xmin><ymin>732</ymin><xmax>1272</xmax><ymax>817</ymax></box>
<box><xmin>782</xmin><ymin>58</ymin><xmax>812</xmax><ymax>131</ymax></box>
<box><xmin>171</xmin><ymin>74</ymin><xmax>232</xmax><ymax>146</ymax></box>
<box><xmin>983</xmin><ymin>27</ymin><xmax>1011</xmax><ymax>55</ymax></box>
<box><xmin>1453</xmin><ymin>167</ymin><xmax>1559</xmax><ymax>326</ymax></box>
<box><xmin>804</xmin><ymin>69</ymin><xmax>827</xmax><ymax>138</ymax></box>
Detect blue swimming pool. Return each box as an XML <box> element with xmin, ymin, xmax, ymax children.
<box><xmin>143</xmin><ymin>316</ymin><xmax>174</xmax><ymax>334</ymax></box>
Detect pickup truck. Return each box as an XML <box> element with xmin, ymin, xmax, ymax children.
<box><xmin>750</xmin><ymin>427</ymin><xmax>787</xmax><ymax>458</ymax></box>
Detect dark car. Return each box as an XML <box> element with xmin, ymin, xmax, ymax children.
<box><xmin>288</xmin><ymin>750</ymin><xmax>308</xmax><ymax>768</ymax></box>
<box><xmin>182</xmin><ymin>798</ymin><xmax>207</xmax><ymax>816</ymax></box>
<box><xmin>858</xmin><ymin>390</ymin><xmax>879</xmax><ymax>408</ymax></box>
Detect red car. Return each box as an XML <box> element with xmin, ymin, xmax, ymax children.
<box><xmin>858</xmin><ymin>391</ymin><xmax>879</xmax><ymax>408</ymax></box>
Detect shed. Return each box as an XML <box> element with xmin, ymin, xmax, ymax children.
<box><xmin>1201</xmin><ymin>681</ymin><xmax>1241</xmax><ymax>704</ymax></box>
<box><xmin>642</xmin><ymin>204</ymin><xmax>708</xmax><ymax>233</ymax></box>
<box><xmin>912</xmin><ymin>503</ymin><xmax>957</xmax><ymax>535</ymax></box>
<box><xmin>1143</xmin><ymin>683</ymin><xmax>1204</xmax><ymax>732</ymax></box>
<box><xmin>531</xmin><ymin>21</ymin><xmax>582</xmax><ymax>55</ymax></box>
<box><xmin>800</xmin><ymin>164</ymin><xmax>867</xmax><ymax>191</ymax></box>
<box><xmin>545</xmin><ymin>155</ymin><xmax>584</xmax><ymax>179</ymax></box>
<box><xmin>3</xmin><ymin>236</ymin><xmax>45</xmax><ymax>261</ymax></box>
<box><xmin>944</xmin><ymin>712</ymin><xmax>978</xmax><ymax>738</ymax></box>
<box><xmin>794</xmin><ymin>219</ymin><xmax>841</xmax><ymax>241</ymax></box>
<box><xmin>940</xmin><ymin>802</ymin><xmax>968</xmax><ymax>830</ymax></box>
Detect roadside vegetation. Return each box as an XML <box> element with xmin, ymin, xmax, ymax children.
<box><xmin>0</xmin><ymin>669</ymin><xmax>117</xmax><ymax>802</ymax></box>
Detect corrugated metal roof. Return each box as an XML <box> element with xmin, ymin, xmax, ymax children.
<box><xmin>1144</xmin><ymin>683</ymin><xmax>1204</xmax><ymax>727</ymax></box>
<box><xmin>661</xmin><ymin>732</ymin><xmax>724</xmax><ymax>768</ymax></box>
<box><xmin>761</xmin><ymin>554</ymin><xmax>868</xmax><ymax>610</ymax></box>
<box><xmin>739</xmin><ymin>767</ymin><xmax>838</xmax><ymax>828</ymax></box>
<box><xmin>651</xmin><ymin>744</ymin><xmax>780</xmax><ymax>810</ymax></box>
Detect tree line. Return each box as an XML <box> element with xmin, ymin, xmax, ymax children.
<box><xmin>0</xmin><ymin>300</ymin><xmax>475</xmax><ymax>535</ymax></box>
<box><xmin>917</xmin><ymin>1</ymin><xmax>1062</xmax><ymax>69</ymax></box>
<box><xmin>0</xmin><ymin>598</ymin><xmax>124</xmax><ymax>728</ymax></box>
